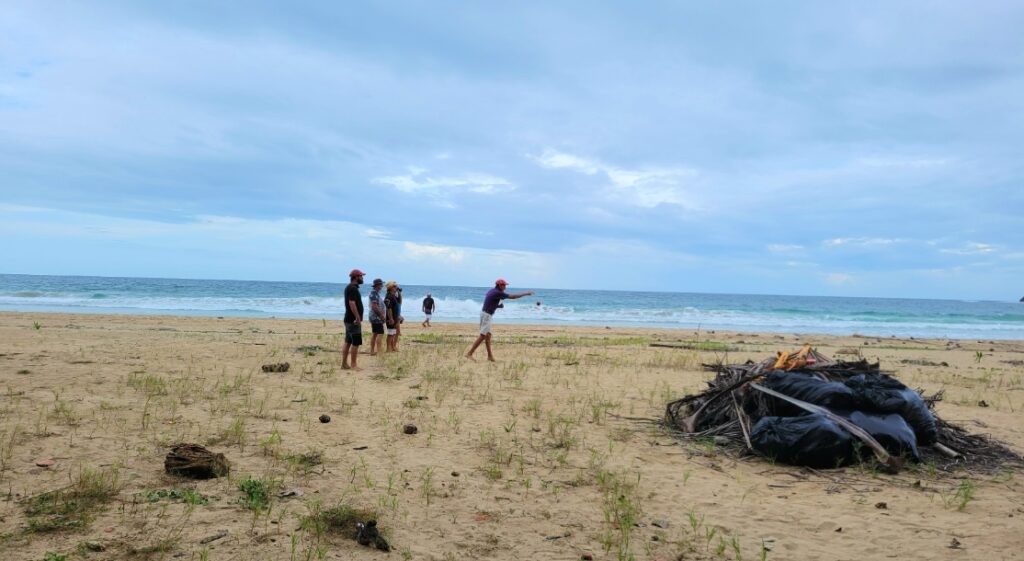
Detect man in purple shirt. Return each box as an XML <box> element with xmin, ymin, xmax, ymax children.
<box><xmin>465</xmin><ymin>278</ymin><xmax>534</xmax><ymax>362</ymax></box>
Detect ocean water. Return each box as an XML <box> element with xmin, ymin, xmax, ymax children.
<box><xmin>1</xmin><ymin>274</ymin><xmax>1022</xmax><ymax>340</ymax></box>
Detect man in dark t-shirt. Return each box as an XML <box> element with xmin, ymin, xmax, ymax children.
<box><xmin>394</xmin><ymin>284</ymin><xmax>404</xmax><ymax>350</ymax></box>
<box><xmin>342</xmin><ymin>269</ymin><xmax>365</xmax><ymax>370</ymax></box>
<box><xmin>383</xmin><ymin>281</ymin><xmax>400</xmax><ymax>352</ymax></box>
<box><xmin>465</xmin><ymin>278</ymin><xmax>533</xmax><ymax>361</ymax></box>
<box><xmin>422</xmin><ymin>293</ymin><xmax>435</xmax><ymax>327</ymax></box>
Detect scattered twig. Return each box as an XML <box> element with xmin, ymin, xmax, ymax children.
<box><xmin>199</xmin><ymin>530</ymin><xmax>228</xmax><ymax>544</ymax></box>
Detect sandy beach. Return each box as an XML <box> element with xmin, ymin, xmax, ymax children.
<box><xmin>1</xmin><ymin>311</ymin><xmax>1021</xmax><ymax>561</ymax></box>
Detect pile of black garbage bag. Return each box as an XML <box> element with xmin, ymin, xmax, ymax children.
<box><xmin>664</xmin><ymin>349</ymin><xmax>1022</xmax><ymax>472</ymax></box>
<box><xmin>750</xmin><ymin>370</ymin><xmax>935</xmax><ymax>468</ymax></box>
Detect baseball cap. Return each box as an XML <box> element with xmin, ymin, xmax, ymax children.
<box><xmin>372</xmin><ymin>278</ymin><xmax>383</xmax><ymax>286</ymax></box>
<box><xmin>349</xmin><ymin>269</ymin><xmax>366</xmax><ymax>277</ymax></box>
<box><xmin>495</xmin><ymin>278</ymin><xmax>508</xmax><ymax>286</ymax></box>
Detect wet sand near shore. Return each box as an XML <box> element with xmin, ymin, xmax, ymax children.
<box><xmin>1</xmin><ymin>312</ymin><xmax>1022</xmax><ymax>560</ymax></box>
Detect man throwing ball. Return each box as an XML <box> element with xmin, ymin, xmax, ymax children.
<box><xmin>466</xmin><ymin>279</ymin><xmax>534</xmax><ymax>362</ymax></box>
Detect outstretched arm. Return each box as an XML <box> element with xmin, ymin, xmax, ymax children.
<box><xmin>506</xmin><ymin>291</ymin><xmax>534</xmax><ymax>300</ymax></box>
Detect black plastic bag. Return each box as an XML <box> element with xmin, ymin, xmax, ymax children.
<box><xmin>750</xmin><ymin>414</ymin><xmax>857</xmax><ymax>468</ymax></box>
<box><xmin>762</xmin><ymin>370</ymin><xmax>856</xmax><ymax>415</ymax></box>
<box><xmin>845</xmin><ymin>375</ymin><xmax>937</xmax><ymax>445</ymax></box>
<box><xmin>844</xmin><ymin>410</ymin><xmax>921</xmax><ymax>462</ymax></box>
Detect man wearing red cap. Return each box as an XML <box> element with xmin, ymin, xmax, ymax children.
<box><xmin>466</xmin><ymin>279</ymin><xmax>534</xmax><ymax>361</ymax></box>
<box><xmin>342</xmin><ymin>269</ymin><xmax>365</xmax><ymax>370</ymax></box>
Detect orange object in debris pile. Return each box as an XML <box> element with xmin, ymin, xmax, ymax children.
<box><xmin>774</xmin><ymin>344</ymin><xmax>814</xmax><ymax>370</ymax></box>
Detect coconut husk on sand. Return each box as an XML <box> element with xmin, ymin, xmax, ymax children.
<box><xmin>164</xmin><ymin>443</ymin><xmax>231</xmax><ymax>479</ymax></box>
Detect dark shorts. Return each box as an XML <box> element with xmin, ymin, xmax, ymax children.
<box><xmin>344</xmin><ymin>322</ymin><xmax>363</xmax><ymax>346</ymax></box>
<box><xmin>370</xmin><ymin>322</ymin><xmax>384</xmax><ymax>335</ymax></box>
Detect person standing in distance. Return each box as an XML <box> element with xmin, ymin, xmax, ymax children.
<box><xmin>465</xmin><ymin>279</ymin><xmax>533</xmax><ymax>362</ymax></box>
<box><xmin>394</xmin><ymin>283</ymin><xmax>404</xmax><ymax>351</ymax></box>
<box><xmin>384</xmin><ymin>281</ymin><xmax>401</xmax><ymax>352</ymax></box>
<box><xmin>342</xmin><ymin>269</ymin><xmax>365</xmax><ymax>370</ymax></box>
<box><xmin>367</xmin><ymin>278</ymin><xmax>386</xmax><ymax>356</ymax></box>
<box><xmin>422</xmin><ymin>293</ymin><xmax>435</xmax><ymax>328</ymax></box>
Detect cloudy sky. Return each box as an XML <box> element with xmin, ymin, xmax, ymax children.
<box><xmin>2</xmin><ymin>1</ymin><xmax>1022</xmax><ymax>299</ymax></box>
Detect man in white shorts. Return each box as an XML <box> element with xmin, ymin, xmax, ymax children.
<box><xmin>466</xmin><ymin>279</ymin><xmax>534</xmax><ymax>362</ymax></box>
<box><xmin>421</xmin><ymin>293</ymin><xmax>435</xmax><ymax>327</ymax></box>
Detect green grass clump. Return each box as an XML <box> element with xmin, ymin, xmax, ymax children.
<box><xmin>301</xmin><ymin>502</ymin><xmax>378</xmax><ymax>535</ymax></box>
<box><xmin>284</xmin><ymin>450</ymin><xmax>324</xmax><ymax>474</ymax></box>
<box><xmin>545</xmin><ymin>336</ymin><xmax>651</xmax><ymax>347</ymax></box>
<box><xmin>219</xmin><ymin>418</ymin><xmax>247</xmax><ymax>447</ymax></box>
<box><xmin>596</xmin><ymin>469</ymin><xmax>643</xmax><ymax>561</ymax></box>
<box><xmin>410</xmin><ymin>333</ymin><xmax>462</xmax><ymax>345</ymax></box>
<box><xmin>296</xmin><ymin>345</ymin><xmax>324</xmax><ymax>356</ymax></box>
<box><xmin>953</xmin><ymin>479</ymin><xmax>976</xmax><ymax>511</ymax></box>
<box><xmin>24</xmin><ymin>467</ymin><xmax>121</xmax><ymax>533</ymax></box>
<box><xmin>674</xmin><ymin>340</ymin><xmax>736</xmax><ymax>351</ymax></box>
<box><xmin>138</xmin><ymin>487</ymin><xmax>211</xmax><ymax>505</ymax></box>
<box><xmin>376</xmin><ymin>352</ymin><xmax>420</xmax><ymax>380</ymax></box>
<box><xmin>237</xmin><ymin>476</ymin><xmax>278</xmax><ymax>512</ymax></box>
<box><xmin>126</xmin><ymin>371</ymin><xmax>168</xmax><ymax>397</ymax></box>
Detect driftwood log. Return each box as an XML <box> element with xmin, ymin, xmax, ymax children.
<box><xmin>165</xmin><ymin>443</ymin><xmax>230</xmax><ymax>479</ymax></box>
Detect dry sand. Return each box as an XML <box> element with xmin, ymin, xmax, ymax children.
<box><xmin>1</xmin><ymin>311</ymin><xmax>1022</xmax><ymax>561</ymax></box>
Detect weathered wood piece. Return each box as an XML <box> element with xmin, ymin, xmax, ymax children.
<box><xmin>165</xmin><ymin>443</ymin><xmax>230</xmax><ymax>479</ymax></box>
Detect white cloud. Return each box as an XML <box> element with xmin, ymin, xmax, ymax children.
<box><xmin>0</xmin><ymin>205</ymin><xmax>560</xmax><ymax>285</ymax></box>
<box><xmin>853</xmin><ymin>156</ymin><xmax>951</xmax><ymax>170</ymax></box>
<box><xmin>402</xmin><ymin>242</ymin><xmax>466</xmax><ymax>263</ymax></box>
<box><xmin>940</xmin><ymin>242</ymin><xmax>996</xmax><ymax>255</ymax></box>
<box><xmin>823</xmin><ymin>237</ymin><xmax>904</xmax><ymax>248</ymax></box>
<box><xmin>454</xmin><ymin>226</ymin><xmax>494</xmax><ymax>237</ymax></box>
<box><xmin>373</xmin><ymin>168</ymin><xmax>514</xmax><ymax>195</ymax></box>
<box><xmin>532</xmin><ymin>149</ymin><xmax>698</xmax><ymax>208</ymax></box>
<box><xmin>464</xmin><ymin>173</ymin><xmax>514</xmax><ymax>194</ymax></box>
<box><xmin>824</xmin><ymin>272</ymin><xmax>853</xmax><ymax>285</ymax></box>
<box><xmin>917</xmin><ymin>266</ymin><xmax>966</xmax><ymax>276</ymax></box>
<box><xmin>767</xmin><ymin>244</ymin><xmax>804</xmax><ymax>254</ymax></box>
<box><xmin>532</xmin><ymin>150</ymin><xmax>602</xmax><ymax>175</ymax></box>
<box><xmin>0</xmin><ymin>203</ymin><xmax>51</xmax><ymax>213</ymax></box>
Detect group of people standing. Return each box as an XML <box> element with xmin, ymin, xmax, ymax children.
<box><xmin>341</xmin><ymin>270</ymin><xmax>405</xmax><ymax>370</ymax></box>
<box><xmin>340</xmin><ymin>269</ymin><xmax>532</xmax><ymax>370</ymax></box>
<box><xmin>366</xmin><ymin>276</ymin><xmax>403</xmax><ymax>356</ymax></box>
